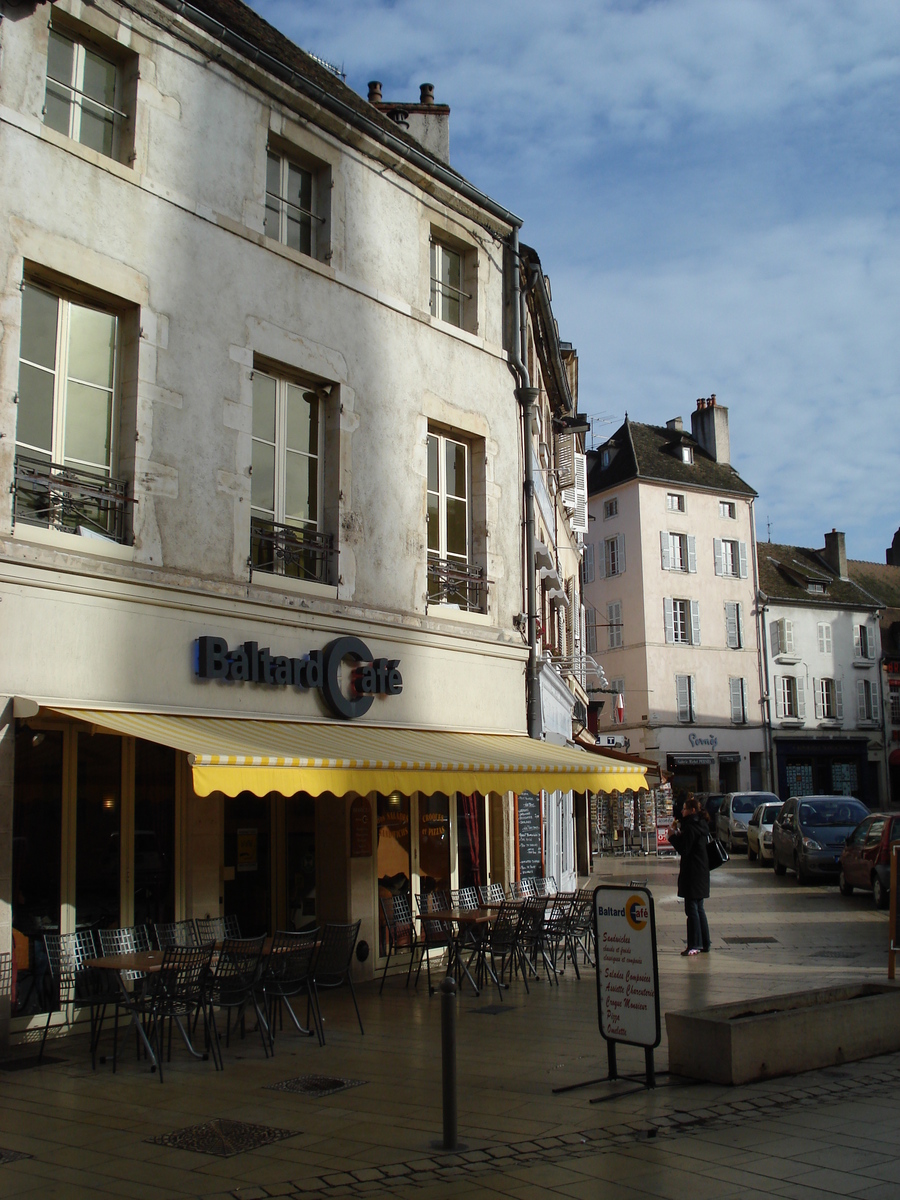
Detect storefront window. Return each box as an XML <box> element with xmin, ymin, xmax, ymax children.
<box><xmin>13</xmin><ymin>726</ymin><xmax>63</xmax><ymax>944</ymax></box>
<box><xmin>286</xmin><ymin>795</ymin><xmax>316</xmax><ymax>930</ymax></box>
<box><xmin>133</xmin><ymin>740</ymin><xmax>175</xmax><ymax>927</ymax></box>
<box><xmin>377</xmin><ymin>793</ymin><xmax>410</xmax><ymax>954</ymax></box>
<box><xmin>457</xmin><ymin>793</ymin><xmax>485</xmax><ymax>889</ymax></box>
<box><xmin>224</xmin><ymin>793</ymin><xmax>271</xmax><ymax>936</ymax></box>
<box><xmin>419</xmin><ymin>794</ymin><xmax>450</xmax><ymax>897</ymax></box>
<box><xmin>76</xmin><ymin>732</ymin><xmax>121</xmax><ymax>931</ymax></box>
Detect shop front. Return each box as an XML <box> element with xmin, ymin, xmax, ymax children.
<box><xmin>773</xmin><ymin>737</ymin><xmax>875</xmax><ymax>804</ymax></box>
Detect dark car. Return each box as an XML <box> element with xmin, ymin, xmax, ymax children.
<box><xmin>772</xmin><ymin>795</ymin><xmax>870</xmax><ymax>884</ymax></box>
<box><xmin>696</xmin><ymin>792</ymin><xmax>726</xmax><ymax>828</ymax></box>
<box><xmin>839</xmin><ymin>812</ymin><xmax>900</xmax><ymax>909</ymax></box>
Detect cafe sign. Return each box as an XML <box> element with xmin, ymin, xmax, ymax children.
<box><xmin>194</xmin><ymin>634</ymin><xmax>402</xmax><ymax>720</ymax></box>
<box><xmin>594</xmin><ymin>884</ymin><xmax>660</xmax><ymax>1049</ymax></box>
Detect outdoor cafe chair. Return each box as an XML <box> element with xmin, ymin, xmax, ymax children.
<box><xmin>310</xmin><ymin>920</ymin><xmax>363</xmax><ymax>1045</ymax></box>
<box><xmin>477</xmin><ymin>883</ymin><xmax>505</xmax><ymax>906</ymax></box>
<box><xmin>378</xmin><ymin>895</ymin><xmax>419</xmax><ymax>994</ymax></box>
<box><xmin>414</xmin><ymin>893</ymin><xmax>454</xmax><ymax>995</ymax></box>
<box><xmin>153</xmin><ymin>920</ymin><xmax>199</xmax><ymax>949</ymax></box>
<box><xmin>572</xmin><ymin>888</ymin><xmax>597</xmax><ymax>968</ymax></box>
<box><xmin>520</xmin><ymin>878</ymin><xmax>538</xmax><ymax>898</ymax></box>
<box><xmin>456</xmin><ymin>887</ymin><xmax>480</xmax><ymax>910</ymax></box>
<box><xmin>544</xmin><ymin>892</ymin><xmax>575</xmax><ymax>973</ymax></box>
<box><xmin>536</xmin><ymin>877</ymin><xmax>558</xmax><ymax>897</ymax></box>
<box><xmin>259</xmin><ymin>928</ymin><xmax>319</xmax><ymax>1048</ymax></box>
<box><xmin>205</xmin><ymin>934</ymin><xmax>269</xmax><ymax>1062</ymax></box>
<box><xmin>195</xmin><ymin>915</ymin><xmax>243</xmax><ymax>944</ymax></box>
<box><xmin>521</xmin><ymin>896</ymin><xmax>557</xmax><ymax>985</ymax></box>
<box><xmin>98</xmin><ymin>925</ymin><xmax>153</xmax><ymax>1066</ymax></box>
<box><xmin>134</xmin><ymin>942</ymin><xmax>217</xmax><ymax>1080</ymax></box>
<box><xmin>40</xmin><ymin>931</ymin><xmax>115</xmax><ymax>1070</ymax></box>
<box><xmin>508</xmin><ymin>880</ymin><xmax>525</xmax><ymax>900</ymax></box>
<box><xmin>485</xmin><ymin>901</ymin><xmax>528</xmax><ymax>999</ymax></box>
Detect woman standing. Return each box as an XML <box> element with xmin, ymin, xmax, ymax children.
<box><xmin>669</xmin><ymin>793</ymin><xmax>711</xmax><ymax>956</ymax></box>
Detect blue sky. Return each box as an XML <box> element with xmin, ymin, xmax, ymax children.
<box><xmin>251</xmin><ymin>0</ymin><xmax>900</xmax><ymax>563</ymax></box>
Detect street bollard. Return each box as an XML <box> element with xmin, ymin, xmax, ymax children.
<box><xmin>440</xmin><ymin>973</ymin><xmax>458</xmax><ymax>1150</ymax></box>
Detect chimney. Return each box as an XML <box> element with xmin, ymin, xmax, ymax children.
<box><xmin>887</xmin><ymin>527</ymin><xmax>900</xmax><ymax>566</ymax></box>
<box><xmin>420</xmin><ymin>83</ymin><xmax>435</xmax><ymax>105</ymax></box>
<box><xmin>823</xmin><ymin>529</ymin><xmax>848</xmax><ymax>580</ymax></box>
<box><xmin>367</xmin><ymin>81</ymin><xmax>383</xmax><ymax>103</ymax></box>
<box><xmin>666</xmin><ymin>416</ymin><xmax>683</xmax><ymax>432</ymax></box>
<box><xmin>690</xmin><ymin>395</ymin><xmax>730</xmax><ymax>463</ymax></box>
<box><xmin>365</xmin><ymin>80</ymin><xmax>451</xmax><ymax>164</ymax></box>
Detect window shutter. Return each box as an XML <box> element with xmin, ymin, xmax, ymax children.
<box><xmin>676</xmin><ymin>674</ymin><xmax>690</xmax><ymax>721</ymax></box>
<box><xmin>738</xmin><ymin>541</ymin><xmax>748</xmax><ymax>579</ymax></box>
<box><xmin>596</xmin><ymin>542</ymin><xmax>606</xmax><ymax>579</ymax></box>
<box><xmin>616</xmin><ymin>533</ymin><xmax>625</xmax><ymax>574</ymax></box>
<box><xmin>817</xmin><ymin>623</ymin><xmax>826</xmax><ymax>653</ymax></box>
<box><xmin>725</xmin><ymin>602</ymin><xmax>738</xmax><ymax>649</ymax></box>
<box><xmin>608</xmin><ymin>601</ymin><xmax>622</xmax><ymax>648</ymax></box>
<box><xmin>605</xmin><ymin>539</ymin><xmax>613</xmax><ymax>577</ymax></box>
<box><xmin>664</xmin><ymin>598</ymin><xmax>675</xmax><ymax>644</ymax></box>
<box><xmin>730</xmin><ymin>677</ymin><xmax>743</xmax><ymax>722</ymax></box>
<box><xmin>737</xmin><ymin>602</ymin><xmax>744</xmax><ymax>648</ymax></box>
<box><xmin>741</xmin><ymin>678</ymin><xmax>748</xmax><ymax>723</ymax></box>
<box><xmin>584</xmin><ymin>606</ymin><xmax>596</xmax><ymax>655</ymax></box>
<box><xmin>688</xmin><ymin>676</ymin><xmax>696</xmax><ymax>721</ymax></box>
<box><xmin>796</xmin><ymin>675</ymin><xmax>806</xmax><ymax>720</ymax></box>
<box><xmin>714</xmin><ymin>538</ymin><xmax>724</xmax><ymax>576</ymax></box>
<box><xmin>583</xmin><ymin>543</ymin><xmax>594</xmax><ymax>584</ymax></box>
<box><xmin>660</xmin><ymin>530</ymin><xmax>671</xmax><ymax>571</ymax></box>
<box><xmin>556</xmin><ymin>433</ymin><xmax>576</xmax><ymax>491</ymax></box>
<box><xmin>771</xmin><ymin>621</ymin><xmax>781</xmax><ymax>656</ymax></box>
<box><xmin>569</xmin><ymin>451</ymin><xmax>589</xmax><ymax>533</ymax></box>
<box><xmin>814</xmin><ymin>679</ymin><xmax>823</xmax><ymax>720</ymax></box>
<box><xmin>867</xmin><ymin>624</ymin><xmax>877</xmax><ymax>659</ymax></box>
<box><xmin>854</xmin><ymin>624</ymin><xmax>862</xmax><ymax>658</ymax></box>
<box><xmin>834</xmin><ymin>678</ymin><xmax>843</xmax><ymax>719</ymax></box>
<box><xmin>857</xmin><ymin>678</ymin><xmax>867</xmax><ymax>721</ymax></box>
<box><xmin>783</xmin><ymin>619</ymin><xmax>795</xmax><ymax>653</ymax></box>
<box><xmin>774</xmin><ymin>676</ymin><xmax>783</xmax><ymax>718</ymax></box>
<box><xmin>687</xmin><ymin>535</ymin><xmax>697</xmax><ymax>573</ymax></box>
<box><xmin>690</xmin><ymin>599</ymin><xmax>701</xmax><ymax>646</ymax></box>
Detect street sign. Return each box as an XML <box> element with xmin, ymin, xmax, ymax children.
<box><xmin>594</xmin><ymin>884</ymin><xmax>660</xmax><ymax>1049</ymax></box>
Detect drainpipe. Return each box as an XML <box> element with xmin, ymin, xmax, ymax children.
<box><xmin>508</xmin><ymin>229</ymin><xmax>540</xmax><ymax>740</ymax></box>
<box><xmin>750</xmin><ymin>497</ymin><xmax>775</xmax><ymax>790</ymax></box>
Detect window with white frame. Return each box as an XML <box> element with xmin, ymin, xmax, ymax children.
<box><xmin>44</xmin><ymin>26</ymin><xmax>131</xmax><ymax>161</ymax></box>
<box><xmin>265</xmin><ymin>148</ymin><xmax>327</xmax><ymax>259</ymax></box>
<box><xmin>817</xmin><ymin>622</ymin><xmax>833</xmax><ymax>654</ymax></box>
<box><xmin>584</xmin><ymin>605</ymin><xmax>597</xmax><ymax>655</ymax></box>
<box><xmin>250</xmin><ymin>368</ymin><xmax>327</xmax><ymax>581</ymax></box>
<box><xmin>725</xmin><ymin>601</ymin><xmax>743</xmax><ymax>649</ymax></box>
<box><xmin>426</xmin><ymin>429</ymin><xmax>484</xmax><ymax>610</ymax></box>
<box><xmin>729</xmin><ymin>677</ymin><xmax>748</xmax><ymax>723</ymax></box>
<box><xmin>665</xmin><ymin>597</ymin><xmax>700</xmax><ymax>645</ymax></box>
<box><xmin>14</xmin><ymin>281</ymin><xmax>131</xmax><ymax>543</ymax></box>
<box><xmin>681</xmin><ymin>445</ymin><xmax>693</xmax><ymax>464</ymax></box>
<box><xmin>603</xmin><ymin>497</ymin><xmax>618</xmax><ymax>519</ymax></box>
<box><xmin>599</xmin><ymin>533</ymin><xmax>625</xmax><ymax>577</ymax></box>
<box><xmin>607</xmin><ymin>600</ymin><xmax>623</xmax><ymax>649</ymax></box>
<box><xmin>609</xmin><ymin>677</ymin><xmax>625</xmax><ymax>723</ymax></box>
<box><xmin>771</xmin><ymin>618</ymin><xmax>795</xmax><ymax>656</ymax></box>
<box><xmin>774</xmin><ymin>674</ymin><xmax>804</xmax><ymax>720</ymax></box>
<box><xmin>815</xmin><ymin>677</ymin><xmax>843</xmax><ymax>721</ymax></box>
<box><xmin>675</xmin><ymin>674</ymin><xmax>696</xmax><ymax>723</ymax></box>
<box><xmin>719</xmin><ymin>500</ymin><xmax>736</xmax><ymax>519</ymax></box>
<box><xmin>660</xmin><ymin>531</ymin><xmax>696</xmax><ymax>572</ymax></box>
<box><xmin>666</xmin><ymin>492</ymin><xmax>685</xmax><ymax>512</ymax></box>
<box><xmin>857</xmin><ymin>678</ymin><xmax>878</xmax><ymax>722</ymax></box>
<box><xmin>714</xmin><ymin>537</ymin><xmax>748</xmax><ymax>578</ymax></box>
<box><xmin>890</xmin><ymin>682</ymin><xmax>900</xmax><ymax>724</ymax></box>
<box><xmin>582</xmin><ymin>542</ymin><xmax>595</xmax><ymax>584</ymax></box>
<box><xmin>430</xmin><ymin>238</ymin><xmax>473</xmax><ymax>329</ymax></box>
<box><xmin>854</xmin><ymin>623</ymin><xmax>877</xmax><ymax>661</ymax></box>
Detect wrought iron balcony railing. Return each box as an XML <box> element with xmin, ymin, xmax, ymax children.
<box><xmin>250</xmin><ymin>516</ymin><xmax>336</xmax><ymax>585</ymax></box>
<box><xmin>12</xmin><ymin>454</ymin><xmax>132</xmax><ymax>544</ymax></box>
<box><xmin>426</xmin><ymin>556</ymin><xmax>487</xmax><ymax>613</ymax></box>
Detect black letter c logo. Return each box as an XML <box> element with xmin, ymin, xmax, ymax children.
<box><xmin>322</xmin><ymin>637</ymin><xmax>374</xmax><ymax>720</ymax></box>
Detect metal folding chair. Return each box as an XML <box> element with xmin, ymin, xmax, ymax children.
<box><xmin>310</xmin><ymin>921</ymin><xmax>363</xmax><ymax>1045</ymax></box>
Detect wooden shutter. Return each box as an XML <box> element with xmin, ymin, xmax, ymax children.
<box><xmin>584</xmin><ymin>606</ymin><xmax>596</xmax><ymax>655</ymax></box>
<box><xmin>834</xmin><ymin>678</ymin><xmax>843</xmax><ymax>719</ymax></box>
<box><xmin>817</xmin><ymin>623</ymin><xmax>829</xmax><ymax>653</ymax></box>
<box><xmin>854</xmin><ymin>624</ymin><xmax>862</xmax><ymax>658</ymax></box>
<box><xmin>583</xmin><ymin>543</ymin><xmax>594</xmax><ymax>584</ymax></box>
<box><xmin>714</xmin><ymin>538</ymin><xmax>724</xmax><ymax>576</ymax></box>
<box><xmin>615</xmin><ymin>533</ymin><xmax>625</xmax><ymax>575</ymax></box>
<box><xmin>676</xmin><ymin>674</ymin><xmax>690</xmax><ymax>721</ymax></box>
<box><xmin>783</xmin><ymin>619</ymin><xmax>795</xmax><ymax>653</ymax></box>
<box><xmin>738</xmin><ymin>541</ymin><xmax>748</xmax><ymax>578</ymax></box>
<box><xmin>687</xmin><ymin>535</ymin><xmax>697</xmax><ymax>573</ymax></box>
<box><xmin>774</xmin><ymin>676</ymin><xmax>783</xmax><ymax>718</ymax></box>
<box><xmin>660</xmin><ymin>530</ymin><xmax>671</xmax><ymax>571</ymax></box>
<box><xmin>796</xmin><ymin>675</ymin><xmax>805</xmax><ymax>719</ymax></box>
<box><xmin>771</xmin><ymin>621</ymin><xmax>781</xmax><ymax>656</ymax></box>
<box><xmin>556</xmin><ymin>433</ymin><xmax>575</xmax><ymax>491</ymax></box>
<box><xmin>596</xmin><ymin>541</ymin><xmax>606</xmax><ymax>579</ymax></box>
<box><xmin>725</xmin><ymin>602</ymin><xmax>738</xmax><ymax>649</ymax></box>
<box><xmin>814</xmin><ymin>679</ymin><xmax>823</xmax><ymax>720</ymax></box>
<box><xmin>867</xmin><ymin>624</ymin><xmax>877</xmax><ymax>659</ymax></box>
<box><xmin>737</xmin><ymin>602</ymin><xmax>744</xmax><ymax>648</ymax></box>
<box><xmin>730</xmin><ymin>677</ymin><xmax>744</xmax><ymax>722</ymax></box>
<box><xmin>857</xmin><ymin>678</ymin><xmax>867</xmax><ymax>721</ymax></box>
<box><xmin>608</xmin><ymin>601</ymin><xmax>622</xmax><ymax>649</ymax></box>
<box><xmin>690</xmin><ymin>599</ymin><xmax>701</xmax><ymax>646</ymax></box>
<box><xmin>568</xmin><ymin>451</ymin><xmax>589</xmax><ymax>533</ymax></box>
<box><xmin>664</xmin><ymin>598</ymin><xmax>675</xmax><ymax>644</ymax></box>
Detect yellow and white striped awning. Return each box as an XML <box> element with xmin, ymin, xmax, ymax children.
<box><xmin>49</xmin><ymin>709</ymin><xmax>647</xmax><ymax>798</ymax></box>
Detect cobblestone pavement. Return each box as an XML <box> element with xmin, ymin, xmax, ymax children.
<box><xmin>1</xmin><ymin>853</ymin><xmax>897</xmax><ymax>1199</ymax></box>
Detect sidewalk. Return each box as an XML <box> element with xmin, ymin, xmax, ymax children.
<box><xmin>0</xmin><ymin>855</ymin><xmax>896</xmax><ymax>1199</ymax></box>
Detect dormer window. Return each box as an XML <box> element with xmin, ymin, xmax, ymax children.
<box><xmin>808</xmin><ymin>582</ymin><xmax>825</xmax><ymax>594</ymax></box>
<box><xmin>600</xmin><ymin>448</ymin><xmax>611</xmax><ymax>469</ymax></box>
<box><xmin>681</xmin><ymin>445</ymin><xmax>693</xmax><ymax>464</ymax></box>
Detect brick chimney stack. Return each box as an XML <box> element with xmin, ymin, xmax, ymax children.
<box><xmin>690</xmin><ymin>394</ymin><xmax>730</xmax><ymax>463</ymax></box>
<box><xmin>822</xmin><ymin>529</ymin><xmax>848</xmax><ymax>579</ymax></box>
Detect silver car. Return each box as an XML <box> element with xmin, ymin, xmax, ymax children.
<box><xmin>747</xmin><ymin>801</ymin><xmax>783</xmax><ymax>864</ymax></box>
<box><xmin>717</xmin><ymin>791</ymin><xmax>780</xmax><ymax>854</ymax></box>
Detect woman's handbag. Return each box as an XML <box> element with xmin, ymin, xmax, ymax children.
<box><xmin>707</xmin><ymin>835</ymin><xmax>729</xmax><ymax>870</ymax></box>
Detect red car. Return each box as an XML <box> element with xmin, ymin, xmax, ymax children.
<box><xmin>838</xmin><ymin>811</ymin><xmax>900</xmax><ymax>909</ymax></box>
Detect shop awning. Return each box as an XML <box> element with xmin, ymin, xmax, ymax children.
<box><xmin>49</xmin><ymin>708</ymin><xmax>647</xmax><ymax>798</ymax></box>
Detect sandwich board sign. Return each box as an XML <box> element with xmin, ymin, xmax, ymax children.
<box><xmin>594</xmin><ymin>885</ymin><xmax>660</xmax><ymax>1081</ymax></box>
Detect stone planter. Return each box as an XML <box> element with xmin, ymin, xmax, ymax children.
<box><xmin>666</xmin><ymin>983</ymin><xmax>900</xmax><ymax>1085</ymax></box>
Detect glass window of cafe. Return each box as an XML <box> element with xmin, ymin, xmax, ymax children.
<box><xmin>376</xmin><ymin>790</ymin><xmax>488</xmax><ymax>954</ymax></box>
<box><xmin>11</xmin><ymin>721</ymin><xmax>177</xmax><ymax>1019</ymax></box>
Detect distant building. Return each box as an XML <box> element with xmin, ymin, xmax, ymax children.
<box><xmin>759</xmin><ymin>533</ymin><xmax>885</xmax><ymax>805</ymax></box>
<box><xmin>585</xmin><ymin>399</ymin><xmax>766</xmax><ymax>798</ymax></box>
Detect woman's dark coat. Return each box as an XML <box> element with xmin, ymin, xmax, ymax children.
<box><xmin>669</xmin><ymin>813</ymin><xmax>710</xmax><ymax>900</ymax></box>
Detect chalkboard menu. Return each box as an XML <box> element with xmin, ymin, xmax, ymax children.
<box><xmin>517</xmin><ymin>790</ymin><xmax>543</xmax><ymax>879</ymax></box>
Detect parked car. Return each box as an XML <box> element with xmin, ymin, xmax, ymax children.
<box><xmin>717</xmin><ymin>792</ymin><xmax>780</xmax><ymax>853</ymax></box>
<box><xmin>772</xmin><ymin>795</ymin><xmax>870</xmax><ymax>884</ymax></box>
<box><xmin>839</xmin><ymin>812</ymin><xmax>900</xmax><ymax>909</ymax></box>
<box><xmin>747</xmin><ymin>800</ymin><xmax>783</xmax><ymax>863</ymax></box>
<box><xmin>697</xmin><ymin>793</ymin><xmax>726</xmax><ymax>829</ymax></box>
